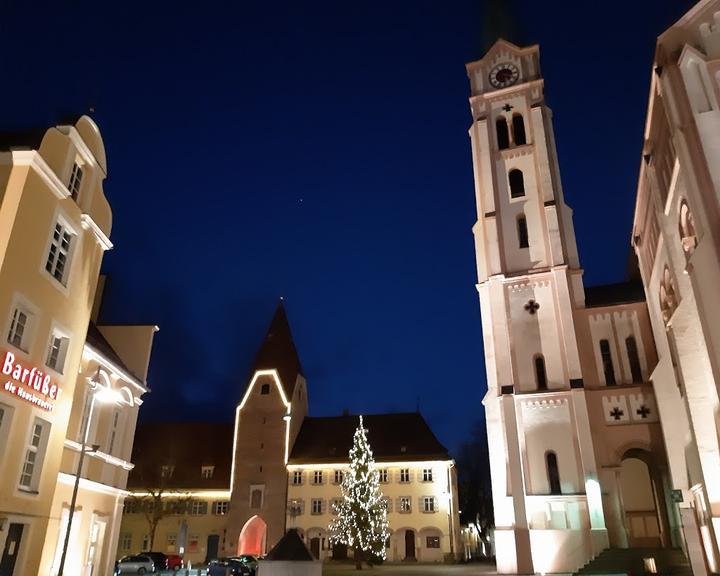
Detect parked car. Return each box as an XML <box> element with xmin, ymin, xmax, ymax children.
<box><xmin>236</xmin><ymin>555</ymin><xmax>258</xmax><ymax>575</ymax></box>
<box><xmin>116</xmin><ymin>554</ymin><xmax>155</xmax><ymax>574</ymax></box>
<box><xmin>208</xmin><ymin>557</ymin><xmax>254</xmax><ymax>576</ymax></box>
<box><xmin>167</xmin><ymin>554</ymin><xmax>184</xmax><ymax>571</ymax></box>
<box><xmin>140</xmin><ymin>551</ymin><xmax>168</xmax><ymax>571</ymax></box>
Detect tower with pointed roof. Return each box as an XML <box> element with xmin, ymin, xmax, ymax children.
<box><xmin>467</xmin><ymin>38</ymin><xmax>679</xmax><ymax>574</ymax></box>
<box><xmin>225</xmin><ymin>301</ymin><xmax>309</xmax><ymax>557</ymax></box>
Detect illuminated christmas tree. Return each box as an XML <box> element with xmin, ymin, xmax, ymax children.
<box><xmin>329</xmin><ymin>415</ymin><xmax>390</xmax><ymax>570</ymax></box>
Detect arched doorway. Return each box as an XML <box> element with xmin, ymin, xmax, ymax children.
<box><xmin>238</xmin><ymin>515</ymin><xmax>267</xmax><ymax>556</ymax></box>
<box><xmin>404</xmin><ymin>530</ymin><xmax>416</xmax><ymax>561</ymax></box>
<box><xmin>618</xmin><ymin>450</ymin><xmax>669</xmax><ymax>547</ymax></box>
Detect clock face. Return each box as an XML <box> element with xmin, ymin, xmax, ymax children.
<box><xmin>489</xmin><ymin>63</ymin><xmax>520</xmax><ymax>89</ymax></box>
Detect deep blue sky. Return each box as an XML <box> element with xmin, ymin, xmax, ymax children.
<box><xmin>1</xmin><ymin>0</ymin><xmax>696</xmax><ymax>452</ymax></box>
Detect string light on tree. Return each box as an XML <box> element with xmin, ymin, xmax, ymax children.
<box><xmin>329</xmin><ymin>415</ymin><xmax>390</xmax><ymax>570</ymax></box>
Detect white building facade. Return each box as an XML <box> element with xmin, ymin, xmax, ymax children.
<box><xmin>468</xmin><ymin>41</ymin><xmax>677</xmax><ymax>574</ymax></box>
<box><xmin>632</xmin><ymin>1</ymin><xmax>720</xmax><ymax>574</ymax></box>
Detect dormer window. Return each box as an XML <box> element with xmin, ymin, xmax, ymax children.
<box><xmin>201</xmin><ymin>466</ymin><xmax>214</xmax><ymax>479</ymax></box>
<box><xmin>68</xmin><ymin>160</ymin><xmax>83</xmax><ymax>201</ymax></box>
<box><xmin>161</xmin><ymin>465</ymin><xmax>175</xmax><ymax>479</ymax></box>
<box><xmin>260</xmin><ymin>383</ymin><xmax>270</xmax><ymax>395</ymax></box>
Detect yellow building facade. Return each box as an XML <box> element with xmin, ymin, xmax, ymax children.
<box><xmin>0</xmin><ymin>117</ymin><xmax>156</xmax><ymax>576</ymax></box>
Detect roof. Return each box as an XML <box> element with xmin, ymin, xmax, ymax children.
<box><xmin>264</xmin><ymin>529</ymin><xmax>315</xmax><ymax>561</ymax></box>
<box><xmin>289</xmin><ymin>413</ymin><xmax>450</xmax><ymax>464</ymax></box>
<box><xmin>127</xmin><ymin>422</ymin><xmax>234</xmax><ymax>490</ymax></box>
<box><xmin>584</xmin><ymin>282</ymin><xmax>646</xmax><ymax>308</ymax></box>
<box><xmin>86</xmin><ymin>322</ymin><xmax>141</xmax><ymax>382</ymax></box>
<box><xmin>247</xmin><ymin>301</ymin><xmax>304</xmax><ymax>398</ymax></box>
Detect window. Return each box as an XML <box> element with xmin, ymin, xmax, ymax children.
<box><xmin>512</xmin><ymin>114</ymin><xmax>527</xmax><ymax>145</ymax></box>
<box><xmin>161</xmin><ymin>465</ymin><xmax>175</xmax><ymax>478</ymax></box>
<box><xmin>107</xmin><ymin>411</ymin><xmax>120</xmax><ymax>455</ymax></box>
<box><xmin>426</xmin><ymin>536</ymin><xmax>440</xmax><ymax>548</ymax></box>
<box><xmin>679</xmin><ymin>200</ymin><xmax>697</xmax><ymax>255</ymax></box>
<box><xmin>423</xmin><ymin>496</ymin><xmax>436</xmax><ymax>512</ymax></box>
<box><xmin>0</xmin><ymin>404</ymin><xmax>12</xmax><ymax>458</ymax></box>
<box><xmin>142</xmin><ymin>535</ymin><xmax>150</xmax><ymax>551</ymax></box>
<box><xmin>201</xmin><ymin>465</ymin><xmax>215</xmax><ymax>479</ymax></box>
<box><xmin>19</xmin><ymin>418</ymin><xmax>50</xmax><ymax>491</ymax></box>
<box><xmin>213</xmin><ymin>501</ymin><xmax>229</xmax><ymax>515</ymax></box>
<box><xmin>496</xmin><ymin>117</ymin><xmax>510</xmax><ymax>150</ymax></box>
<box><xmin>45</xmin><ymin>330</ymin><xmax>69</xmax><ymax>373</ymax></box>
<box><xmin>399</xmin><ymin>469</ymin><xmax>410</xmax><ymax>483</ymax></box>
<box><xmin>517</xmin><ymin>215</ymin><xmax>529</xmax><ymax>248</ymax></box>
<box><xmin>331</xmin><ymin>498</ymin><xmax>342</xmax><ymax>515</ymax></box>
<box><xmin>600</xmin><ymin>339</ymin><xmax>616</xmax><ymax>386</ymax></box>
<box><xmin>189</xmin><ymin>500</ymin><xmax>208</xmax><ymax>515</ymax></box>
<box><xmin>311</xmin><ymin>499</ymin><xmax>323</xmax><ymax>515</ymax></box>
<box><xmin>313</xmin><ymin>470</ymin><xmax>323</xmax><ymax>485</ymax></box>
<box><xmin>166</xmin><ymin>533</ymin><xmax>177</xmax><ymax>552</ymax></box>
<box><xmin>45</xmin><ymin>221</ymin><xmax>74</xmax><ymax>285</ymax></box>
<box><xmin>7</xmin><ymin>305</ymin><xmax>32</xmax><ymax>352</ymax></box>
<box><xmin>509</xmin><ymin>169</ymin><xmax>525</xmax><ymax>198</ymax></box>
<box><xmin>120</xmin><ymin>533</ymin><xmax>132</xmax><ymax>552</ymax></box>
<box><xmin>399</xmin><ymin>497</ymin><xmax>411</xmax><ymax>513</ymax></box>
<box><xmin>292</xmin><ymin>470</ymin><xmax>303</xmax><ymax>485</ymax></box>
<box><xmin>188</xmin><ymin>534</ymin><xmax>199</xmax><ymax>553</ymax></box>
<box><xmin>535</xmin><ymin>355</ymin><xmax>547</xmax><ymax>390</ymax></box>
<box><xmin>659</xmin><ymin>266</ymin><xmax>679</xmax><ymax>324</ymax></box>
<box><xmin>334</xmin><ymin>469</ymin><xmax>343</xmax><ymax>484</ymax></box>
<box><xmin>626</xmin><ymin>336</ymin><xmax>642</xmax><ymax>384</ymax></box>
<box><xmin>422</xmin><ymin>468</ymin><xmax>433</xmax><ymax>482</ymax></box>
<box><xmin>68</xmin><ymin>161</ymin><xmax>83</xmax><ymax>201</ymax></box>
<box><xmin>288</xmin><ymin>499</ymin><xmax>304</xmax><ymax>517</ymax></box>
<box><xmin>378</xmin><ymin>469</ymin><xmax>388</xmax><ymax>483</ymax></box>
<box><xmin>250</xmin><ymin>488</ymin><xmax>263</xmax><ymax>509</ymax></box>
<box><xmin>123</xmin><ymin>499</ymin><xmax>140</xmax><ymax>514</ymax></box>
<box><xmin>260</xmin><ymin>383</ymin><xmax>270</xmax><ymax>395</ymax></box>
<box><xmin>546</xmin><ymin>451</ymin><xmax>561</xmax><ymax>494</ymax></box>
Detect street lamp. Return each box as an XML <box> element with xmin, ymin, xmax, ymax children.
<box><xmin>57</xmin><ymin>368</ymin><xmax>122</xmax><ymax>576</ymax></box>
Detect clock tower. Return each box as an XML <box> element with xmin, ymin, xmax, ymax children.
<box><xmin>467</xmin><ymin>40</ymin><xmax>609</xmax><ymax>573</ymax></box>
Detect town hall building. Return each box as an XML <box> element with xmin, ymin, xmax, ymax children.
<box><xmin>118</xmin><ymin>303</ymin><xmax>461</xmax><ymax>565</ymax></box>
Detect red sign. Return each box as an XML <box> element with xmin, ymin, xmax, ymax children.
<box><xmin>2</xmin><ymin>351</ymin><xmax>61</xmax><ymax>411</ymax></box>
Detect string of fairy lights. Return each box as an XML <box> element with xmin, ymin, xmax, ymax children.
<box><xmin>328</xmin><ymin>415</ymin><xmax>391</xmax><ymax>559</ymax></box>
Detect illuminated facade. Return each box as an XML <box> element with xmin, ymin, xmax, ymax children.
<box><xmin>467</xmin><ymin>42</ymin><xmax>678</xmax><ymax>573</ymax></box>
<box><xmin>0</xmin><ymin>117</ymin><xmax>155</xmax><ymax>575</ymax></box>
<box><xmin>631</xmin><ymin>1</ymin><xmax>720</xmax><ymax>573</ymax></box>
<box><xmin>119</xmin><ymin>303</ymin><xmax>461</xmax><ymax>564</ymax></box>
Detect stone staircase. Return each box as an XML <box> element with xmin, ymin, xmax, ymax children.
<box><xmin>575</xmin><ymin>548</ymin><xmax>692</xmax><ymax>576</ymax></box>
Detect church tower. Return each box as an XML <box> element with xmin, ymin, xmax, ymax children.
<box><xmin>467</xmin><ymin>41</ymin><xmax>609</xmax><ymax>573</ymax></box>
<box><xmin>225</xmin><ymin>301</ymin><xmax>308</xmax><ymax>557</ymax></box>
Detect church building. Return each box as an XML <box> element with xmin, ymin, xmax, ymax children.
<box><xmin>467</xmin><ymin>41</ymin><xmax>676</xmax><ymax>573</ymax></box>
<box><xmin>118</xmin><ymin>302</ymin><xmax>461</xmax><ymax>565</ymax></box>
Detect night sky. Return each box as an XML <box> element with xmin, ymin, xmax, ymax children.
<box><xmin>1</xmin><ymin>0</ymin><xmax>696</xmax><ymax>453</ymax></box>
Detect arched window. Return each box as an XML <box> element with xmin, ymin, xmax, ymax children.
<box><xmin>496</xmin><ymin>117</ymin><xmax>510</xmax><ymax>150</ymax></box>
<box><xmin>600</xmin><ymin>339</ymin><xmax>616</xmax><ymax>386</ymax></box>
<box><xmin>517</xmin><ymin>215</ymin><xmax>529</xmax><ymax>249</ymax></box>
<box><xmin>546</xmin><ymin>451</ymin><xmax>561</xmax><ymax>495</ymax></box>
<box><xmin>512</xmin><ymin>114</ymin><xmax>526</xmax><ymax>145</ymax></box>
<box><xmin>659</xmin><ymin>266</ymin><xmax>678</xmax><ymax>324</ymax></box>
<box><xmin>678</xmin><ymin>200</ymin><xmax>697</xmax><ymax>255</ymax></box>
<box><xmin>626</xmin><ymin>336</ymin><xmax>642</xmax><ymax>383</ymax></box>
<box><xmin>509</xmin><ymin>169</ymin><xmax>525</xmax><ymax>198</ymax></box>
<box><xmin>535</xmin><ymin>355</ymin><xmax>547</xmax><ymax>390</ymax></box>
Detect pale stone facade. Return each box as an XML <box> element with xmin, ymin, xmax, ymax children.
<box><xmin>119</xmin><ymin>304</ymin><xmax>461</xmax><ymax>565</ymax></box>
<box><xmin>286</xmin><ymin>459</ymin><xmax>459</xmax><ymax>562</ymax></box>
<box><xmin>0</xmin><ymin>117</ymin><xmax>155</xmax><ymax>576</ymax></box>
<box><xmin>631</xmin><ymin>1</ymin><xmax>720</xmax><ymax>573</ymax></box>
<box><xmin>468</xmin><ymin>42</ymin><xmax>677</xmax><ymax>573</ymax></box>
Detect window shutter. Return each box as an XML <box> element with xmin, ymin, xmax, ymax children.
<box><xmin>395</xmin><ymin>496</ymin><xmax>402</xmax><ymax>511</ymax></box>
<box><xmin>395</xmin><ymin>469</ymin><xmax>401</xmax><ymax>482</ymax></box>
<box><xmin>418</xmin><ymin>496</ymin><xmax>424</xmax><ymax>511</ymax></box>
<box><xmin>434</xmin><ymin>497</ymin><xmax>439</xmax><ymax>512</ymax></box>
<box><xmin>385</xmin><ymin>498</ymin><xmax>393</xmax><ymax>513</ymax></box>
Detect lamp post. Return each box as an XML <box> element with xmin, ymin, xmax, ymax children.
<box><xmin>57</xmin><ymin>369</ymin><xmax>121</xmax><ymax>576</ymax></box>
